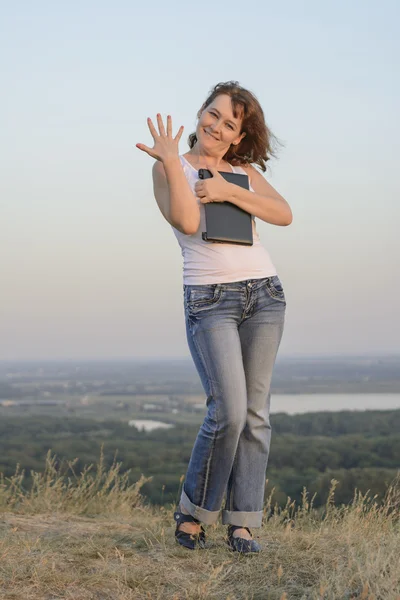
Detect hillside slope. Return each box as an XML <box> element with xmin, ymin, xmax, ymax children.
<box><xmin>0</xmin><ymin>450</ymin><xmax>399</xmax><ymax>599</ymax></box>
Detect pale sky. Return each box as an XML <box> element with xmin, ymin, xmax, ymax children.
<box><xmin>1</xmin><ymin>0</ymin><xmax>399</xmax><ymax>360</ymax></box>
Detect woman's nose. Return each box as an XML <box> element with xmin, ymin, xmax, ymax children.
<box><xmin>210</xmin><ymin>121</ymin><xmax>222</xmax><ymax>134</ymax></box>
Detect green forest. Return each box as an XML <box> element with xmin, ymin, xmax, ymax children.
<box><xmin>1</xmin><ymin>409</ymin><xmax>399</xmax><ymax>509</ymax></box>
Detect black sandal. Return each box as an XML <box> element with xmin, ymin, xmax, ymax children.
<box><xmin>173</xmin><ymin>508</ymin><xmax>206</xmax><ymax>550</ymax></box>
<box><xmin>226</xmin><ymin>525</ymin><xmax>261</xmax><ymax>554</ymax></box>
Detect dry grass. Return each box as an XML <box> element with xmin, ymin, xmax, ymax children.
<box><xmin>0</xmin><ymin>446</ymin><xmax>399</xmax><ymax>599</ymax></box>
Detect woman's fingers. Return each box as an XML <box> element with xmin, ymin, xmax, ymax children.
<box><xmin>147</xmin><ymin>117</ymin><xmax>158</xmax><ymax>140</ymax></box>
<box><xmin>157</xmin><ymin>113</ymin><xmax>166</xmax><ymax>136</ymax></box>
<box><xmin>194</xmin><ymin>181</ymin><xmax>204</xmax><ymax>192</ymax></box>
<box><xmin>174</xmin><ymin>124</ymin><xmax>184</xmax><ymax>142</ymax></box>
<box><xmin>138</xmin><ymin>115</ymin><xmax>183</xmax><ymax>161</ymax></box>
<box><xmin>166</xmin><ymin>115</ymin><xmax>172</xmax><ymax>137</ymax></box>
<box><xmin>149</xmin><ymin>114</ymin><xmax>182</xmax><ymax>140</ymax></box>
<box><xmin>136</xmin><ymin>143</ymin><xmax>156</xmax><ymax>158</ymax></box>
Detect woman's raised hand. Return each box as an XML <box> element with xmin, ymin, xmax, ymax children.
<box><xmin>136</xmin><ymin>114</ymin><xmax>184</xmax><ymax>162</ymax></box>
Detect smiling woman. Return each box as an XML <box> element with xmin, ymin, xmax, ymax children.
<box><xmin>136</xmin><ymin>80</ymin><xmax>291</xmax><ymax>554</ymax></box>
<box><xmin>187</xmin><ymin>81</ymin><xmax>281</xmax><ymax>172</ymax></box>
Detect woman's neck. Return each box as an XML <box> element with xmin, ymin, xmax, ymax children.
<box><xmin>186</xmin><ymin>143</ymin><xmax>231</xmax><ymax>170</ymax></box>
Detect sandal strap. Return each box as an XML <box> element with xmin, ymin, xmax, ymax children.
<box><xmin>174</xmin><ymin>510</ymin><xmax>201</xmax><ymax>526</ymax></box>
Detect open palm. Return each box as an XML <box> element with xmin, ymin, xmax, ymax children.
<box><xmin>136</xmin><ymin>114</ymin><xmax>184</xmax><ymax>162</ymax></box>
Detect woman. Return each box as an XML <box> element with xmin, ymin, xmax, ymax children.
<box><xmin>136</xmin><ymin>81</ymin><xmax>292</xmax><ymax>553</ymax></box>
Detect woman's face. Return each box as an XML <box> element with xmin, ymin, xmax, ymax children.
<box><xmin>196</xmin><ymin>94</ymin><xmax>246</xmax><ymax>155</ymax></box>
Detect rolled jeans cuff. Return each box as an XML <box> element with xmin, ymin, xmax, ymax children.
<box><xmin>180</xmin><ymin>488</ymin><xmax>220</xmax><ymax>525</ymax></box>
<box><xmin>221</xmin><ymin>509</ymin><xmax>263</xmax><ymax>528</ymax></box>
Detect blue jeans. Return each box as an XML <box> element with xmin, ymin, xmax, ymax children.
<box><xmin>179</xmin><ymin>275</ymin><xmax>286</xmax><ymax>528</ymax></box>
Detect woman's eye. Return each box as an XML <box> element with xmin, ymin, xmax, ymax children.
<box><xmin>209</xmin><ymin>111</ymin><xmax>234</xmax><ymax>129</ymax></box>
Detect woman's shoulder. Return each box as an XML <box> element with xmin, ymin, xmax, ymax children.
<box><xmin>232</xmin><ymin>161</ymin><xmax>257</xmax><ymax>183</ymax></box>
<box><xmin>233</xmin><ymin>161</ymin><xmax>256</xmax><ymax>173</ymax></box>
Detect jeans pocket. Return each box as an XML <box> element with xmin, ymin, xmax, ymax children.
<box><xmin>185</xmin><ymin>284</ymin><xmax>223</xmax><ymax>312</ymax></box>
<box><xmin>265</xmin><ymin>276</ymin><xmax>286</xmax><ymax>301</ymax></box>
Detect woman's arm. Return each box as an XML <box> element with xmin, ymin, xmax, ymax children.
<box><xmin>153</xmin><ymin>158</ymin><xmax>200</xmax><ymax>235</ymax></box>
<box><xmin>137</xmin><ymin>114</ymin><xmax>200</xmax><ymax>235</ymax></box>
<box><xmin>229</xmin><ymin>164</ymin><xmax>292</xmax><ymax>226</ymax></box>
<box><xmin>194</xmin><ymin>163</ymin><xmax>293</xmax><ymax>226</ymax></box>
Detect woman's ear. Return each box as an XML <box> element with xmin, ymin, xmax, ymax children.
<box><xmin>197</xmin><ymin>102</ymin><xmax>207</xmax><ymax>119</ymax></box>
<box><xmin>233</xmin><ymin>132</ymin><xmax>246</xmax><ymax>146</ymax></box>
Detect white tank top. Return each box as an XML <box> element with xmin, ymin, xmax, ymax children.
<box><xmin>170</xmin><ymin>155</ymin><xmax>278</xmax><ymax>285</ymax></box>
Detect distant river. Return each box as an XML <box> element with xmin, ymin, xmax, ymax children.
<box><xmin>128</xmin><ymin>395</ymin><xmax>400</xmax><ymax>432</ymax></box>
<box><xmin>270</xmin><ymin>393</ymin><xmax>400</xmax><ymax>415</ymax></box>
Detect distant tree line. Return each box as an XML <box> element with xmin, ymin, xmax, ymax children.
<box><xmin>0</xmin><ymin>411</ymin><xmax>399</xmax><ymax>510</ymax></box>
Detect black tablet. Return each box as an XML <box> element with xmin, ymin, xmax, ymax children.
<box><xmin>198</xmin><ymin>168</ymin><xmax>253</xmax><ymax>246</ymax></box>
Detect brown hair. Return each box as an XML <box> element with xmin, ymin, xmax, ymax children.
<box><xmin>188</xmin><ymin>81</ymin><xmax>283</xmax><ymax>173</ymax></box>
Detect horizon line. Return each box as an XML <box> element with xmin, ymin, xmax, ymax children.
<box><xmin>1</xmin><ymin>352</ymin><xmax>399</xmax><ymax>364</ymax></box>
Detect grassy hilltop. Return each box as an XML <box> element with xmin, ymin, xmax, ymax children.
<box><xmin>0</xmin><ymin>448</ymin><xmax>399</xmax><ymax>600</ymax></box>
